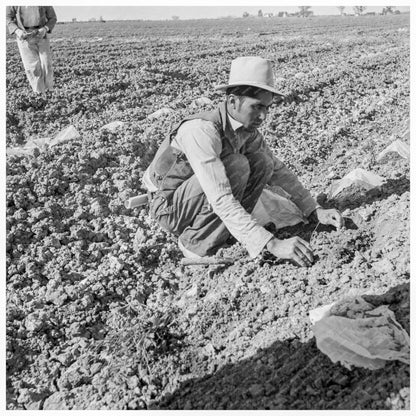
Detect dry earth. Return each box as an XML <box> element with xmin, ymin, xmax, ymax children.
<box><xmin>5</xmin><ymin>14</ymin><xmax>410</xmax><ymax>410</ymax></box>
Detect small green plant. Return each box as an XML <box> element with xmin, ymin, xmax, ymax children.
<box><xmin>93</xmin><ymin>300</ymin><xmax>183</xmax><ymax>381</ymax></box>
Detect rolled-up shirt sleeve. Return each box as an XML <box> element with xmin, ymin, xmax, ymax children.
<box><xmin>173</xmin><ymin>119</ymin><xmax>273</xmax><ymax>258</ymax></box>
<box><xmin>245</xmin><ymin>130</ymin><xmax>320</xmax><ymax>217</ymax></box>
<box><xmin>6</xmin><ymin>6</ymin><xmax>19</xmax><ymax>34</ymax></box>
<box><xmin>44</xmin><ymin>6</ymin><xmax>57</xmax><ymax>33</ymax></box>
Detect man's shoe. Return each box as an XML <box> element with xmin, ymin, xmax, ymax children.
<box><xmin>225</xmin><ymin>235</ymin><xmax>237</xmax><ymax>246</ymax></box>
<box><xmin>178</xmin><ymin>238</ymin><xmax>202</xmax><ymax>259</ymax></box>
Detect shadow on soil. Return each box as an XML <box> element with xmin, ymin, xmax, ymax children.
<box><xmin>320</xmin><ymin>175</ymin><xmax>410</xmax><ymax>212</ymax></box>
<box><xmin>152</xmin><ymin>283</ymin><xmax>409</xmax><ymax>410</ymax></box>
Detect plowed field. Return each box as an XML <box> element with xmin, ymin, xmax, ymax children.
<box><xmin>5</xmin><ymin>14</ymin><xmax>410</xmax><ymax>410</ymax></box>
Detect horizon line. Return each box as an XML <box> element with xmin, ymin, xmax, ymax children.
<box><xmin>57</xmin><ymin>11</ymin><xmax>410</xmax><ymax>23</ymax></box>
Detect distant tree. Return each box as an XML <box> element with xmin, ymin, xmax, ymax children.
<box><xmin>298</xmin><ymin>6</ymin><xmax>313</xmax><ymax>18</ymax></box>
<box><xmin>99</xmin><ymin>16</ymin><xmax>105</xmax><ymax>23</ymax></box>
<box><xmin>71</xmin><ymin>17</ymin><xmax>77</xmax><ymax>22</ymax></box>
<box><xmin>172</xmin><ymin>15</ymin><xmax>180</xmax><ymax>20</ymax></box>
<box><xmin>243</xmin><ymin>11</ymin><xmax>249</xmax><ymax>18</ymax></box>
<box><xmin>382</xmin><ymin>6</ymin><xmax>395</xmax><ymax>15</ymax></box>
<box><xmin>337</xmin><ymin>6</ymin><xmax>345</xmax><ymax>15</ymax></box>
<box><xmin>353</xmin><ymin>6</ymin><xmax>367</xmax><ymax>16</ymax></box>
<box><xmin>258</xmin><ymin>9</ymin><xmax>263</xmax><ymax>17</ymax></box>
<box><xmin>89</xmin><ymin>17</ymin><xmax>96</xmax><ymax>22</ymax></box>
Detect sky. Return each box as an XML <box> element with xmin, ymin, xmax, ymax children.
<box><xmin>5</xmin><ymin>0</ymin><xmax>410</xmax><ymax>22</ymax></box>
<box><xmin>52</xmin><ymin>5</ymin><xmax>410</xmax><ymax>22</ymax></box>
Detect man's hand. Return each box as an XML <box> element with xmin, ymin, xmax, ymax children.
<box><xmin>314</xmin><ymin>207</ymin><xmax>344</xmax><ymax>229</ymax></box>
<box><xmin>15</xmin><ymin>28</ymin><xmax>26</xmax><ymax>40</ymax></box>
<box><xmin>38</xmin><ymin>26</ymin><xmax>48</xmax><ymax>38</ymax></box>
<box><xmin>266</xmin><ymin>236</ymin><xmax>314</xmax><ymax>267</ymax></box>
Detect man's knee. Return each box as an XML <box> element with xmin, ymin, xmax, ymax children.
<box><xmin>27</xmin><ymin>62</ymin><xmax>42</xmax><ymax>78</ymax></box>
<box><xmin>223</xmin><ymin>153</ymin><xmax>250</xmax><ymax>195</ymax></box>
<box><xmin>247</xmin><ymin>152</ymin><xmax>274</xmax><ymax>181</ymax></box>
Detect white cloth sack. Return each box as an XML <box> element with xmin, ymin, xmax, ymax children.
<box><xmin>376</xmin><ymin>139</ymin><xmax>410</xmax><ymax>162</ymax></box>
<box><xmin>6</xmin><ymin>137</ymin><xmax>49</xmax><ymax>156</ymax></box>
<box><xmin>148</xmin><ymin>108</ymin><xmax>174</xmax><ymax>120</ymax></box>
<box><xmin>251</xmin><ymin>187</ymin><xmax>306</xmax><ymax>228</ymax></box>
<box><xmin>101</xmin><ymin>121</ymin><xmax>125</xmax><ymax>132</ymax></box>
<box><xmin>310</xmin><ymin>297</ymin><xmax>410</xmax><ymax>370</ymax></box>
<box><xmin>191</xmin><ymin>97</ymin><xmax>213</xmax><ymax>108</ymax></box>
<box><xmin>329</xmin><ymin>168</ymin><xmax>385</xmax><ymax>198</ymax></box>
<box><xmin>6</xmin><ymin>125</ymin><xmax>80</xmax><ymax>156</ymax></box>
<box><xmin>49</xmin><ymin>125</ymin><xmax>80</xmax><ymax>147</ymax></box>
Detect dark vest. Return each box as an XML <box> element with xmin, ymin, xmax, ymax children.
<box><xmin>147</xmin><ymin>101</ymin><xmax>242</xmax><ymax>201</ymax></box>
<box><xmin>14</xmin><ymin>6</ymin><xmax>53</xmax><ymax>31</ymax></box>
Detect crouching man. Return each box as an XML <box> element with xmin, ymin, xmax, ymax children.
<box><xmin>142</xmin><ymin>56</ymin><xmax>343</xmax><ymax>266</ymax></box>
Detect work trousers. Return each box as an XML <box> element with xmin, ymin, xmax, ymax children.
<box><xmin>17</xmin><ymin>34</ymin><xmax>53</xmax><ymax>93</ymax></box>
<box><xmin>151</xmin><ymin>152</ymin><xmax>273</xmax><ymax>256</ymax></box>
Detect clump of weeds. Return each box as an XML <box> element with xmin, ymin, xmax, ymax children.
<box><xmin>92</xmin><ymin>299</ymin><xmax>184</xmax><ymax>386</ymax></box>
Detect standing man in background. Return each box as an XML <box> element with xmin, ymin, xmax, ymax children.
<box><xmin>6</xmin><ymin>6</ymin><xmax>57</xmax><ymax>93</ymax></box>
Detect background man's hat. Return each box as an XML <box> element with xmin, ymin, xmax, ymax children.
<box><xmin>215</xmin><ymin>56</ymin><xmax>284</xmax><ymax>96</ymax></box>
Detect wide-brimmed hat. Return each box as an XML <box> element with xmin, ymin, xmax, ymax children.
<box><xmin>215</xmin><ymin>56</ymin><xmax>284</xmax><ymax>96</ymax></box>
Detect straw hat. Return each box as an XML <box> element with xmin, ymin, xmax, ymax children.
<box><xmin>215</xmin><ymin>56</ymin><xmax>284</xmax><ymax>96</ymax></box>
